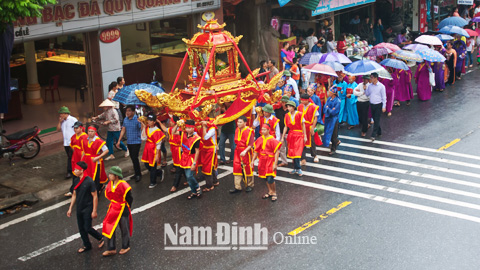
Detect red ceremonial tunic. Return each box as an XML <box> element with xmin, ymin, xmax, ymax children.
<box><xmin>168</xmin><ymin>127</ymin><xmax>181</xmax><ymax>167</ymax></box>
<box><xmin>284</xmin><ymin>111</ymin><xmax>305</xmax><ymax>158</ymax></box>
<box><xmin>198</xmin><ymin>127</ymin><xmax>217</xmax><ymax>175</ymax></box>
<box><xmin>259</xmin><ymin>116</ymin><xmax>280</xmax><ymax>138</ymax></box>
<box><xmin>233</xmin><ymin>127</ymin><xmax>254</xmax><ymax>176</ymax></box>
<box><xmin>180</xmin><ymin>132</ymin><xmax>201</xmax><ymax>169</ymax></box>
<box><xmin>102</xmin><ymin>180</ymin><xmax>133</xmax><ymax>239</ymax></box>
<box><xmin>141</xmin><ymin>127</ymin><xmax>165</xmax><ymax>166</ymax></box>
<box><xmin>298</xmin><ymin>103</ymin><xmax>319</xmax><ymax>147</ymax></box>
<box><xmin>70</xmin><ymin>132</ymin><xmax>87</xmax><ymax>170</ymax></box>
<box><xmin>82</xmin><ymin>137</ymin><xmax>108</xmax><ymax>184</ymax></box>
<box><xmin>254</xmin><ymin>135</ymin><xmax>282</xmax><ymax>178</ymax></box>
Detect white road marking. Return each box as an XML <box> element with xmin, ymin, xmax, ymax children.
<box><xmin>316</xmin><ymin>147</ymin><xmax>480</xmax><ymax>180</ymax></box>
<box><xmin>17</xmin><ymin>171</ymin><xmax>231</xmax><ymax>262</ymax></box>
<box><xmin>338</xmin><ymin>135</ymin><xmax>480</xmax><ymax>161</ymax></box>
<box><xmin>1</xmin><ymin>161</ymin><xmax>175</xmax><ymax>232</ymax></box>
<box><xmin>341</xmin><ymin>142</ymin><xmax>480</xmax><ymax>170</ymax></box>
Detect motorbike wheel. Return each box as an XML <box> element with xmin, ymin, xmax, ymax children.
<box><xmin>19</xmin><ymin>139</ymin><xmax>41</xmax><ymax>159</ymax></box>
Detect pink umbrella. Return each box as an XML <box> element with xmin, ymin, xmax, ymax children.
<box><xmin>303</xmin><ymin>63</ymin><xmax>338</xmax><ymax>77</ymax></box>
<box><xmin>465</xmin><ymin>29</ymin><xmax>479</xmax><ymax>37</ymax></box>
<box><xmin>373</xmin><ymin>43</ymin><xmax>401</xmax><ymax>52</ymax></box>
<box><xmin>364</xmin><ymin>47</ymin><xmax>393</xmax><ymax>57</ymax></box>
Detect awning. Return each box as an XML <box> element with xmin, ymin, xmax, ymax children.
<box><xmin>312</xmin><ymin>0</ymin><xmax>376</xmax><ymax>16</ymax></box>
<box><xmin>278</xmin><ymin>0</ymin><xmax>321</xmax><ymax>11</ymax></box>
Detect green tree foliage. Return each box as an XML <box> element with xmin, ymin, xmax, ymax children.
<box><xmin>0</xmin><ymin>0</ymin><xmax>57</xmax><ymax>29</ymax></box>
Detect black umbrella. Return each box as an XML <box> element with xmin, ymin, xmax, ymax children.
<box><xmin>0</xmin><ymin>25</ymin><xmax>14</xmax><ymax>114</ymax></box>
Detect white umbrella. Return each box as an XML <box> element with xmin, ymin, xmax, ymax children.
<box><xmin>415</xmin><ymin>35</ymin><xmax>443</xmax><ymax>46</ymax></box>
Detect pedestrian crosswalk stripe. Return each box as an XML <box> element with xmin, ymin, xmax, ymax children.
<box><xmin>341</xmin><ymin>142</ymin><xmax>480</xmax><ymax>170</ymax></box>
<box><xmin>273</xmin><ymin>175</ymin><xmax>480</xmax><ymax>224</ymax></box>
<box><xmin>339</xmin><ymin>135</ymin><xmax>480</xmax><ymax>161</ymax></box>
<box><xmin>316</xmin><ymin>147</ymin><xmax>480</xmax><ymax>180</ymax></box>
<box><xmin>297</xmin><ymin>161</ymin><xmax>480</xmax><ymax>200</ymax></box>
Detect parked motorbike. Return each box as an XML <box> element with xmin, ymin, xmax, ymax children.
<box><xmin>0</xmin><ymin>126</ymin><xmax>43</xmax><ymax>163</ymax></box>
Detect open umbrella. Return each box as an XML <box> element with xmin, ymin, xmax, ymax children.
<box><xmin>113</xmin><ymin>83</ymin><xmax>165</xmax><ymax>105</ymax></box>
<box><xmin>436</xmin><ymin>34</ymin><xmax>454</xmax><ymax>41</ymax></box>
<box><xmin>344</xmin><ymin>59</ymin><xmax>385</xmax><ymax>76</ymax></box>
<box><xmin>319</xmin><ymin>52</ymin><xmax>352</xmax><ymax>64</ymax></box>
<box><xmin>465</xmin><ymin>29</ymin><xmax>479</xmax><ymax>37</ymax></box>
<box><xmin>373</xmin><ymin>42</ymin><xmax>401</xmax><ymax>52</ymax></box>
<box><xmin>439</xmin><ymin>26</ymin><xmax>470</xmax><ymax>37</ymax></box>
<box><xmin>364</xmin><ymin>47</ymin><xmax>392</xmax><ymax>57</ymax></box>
<box><xmin>377</xmin><ymin>68</ymin><xmax>393</xmax><ymax>80</ymax></box>
<box><xmin>379</xmin><ymin>58</ymin><xmax>410</xmax><ymax>70</ymax></box>
<box><xmin>416</xmin><ymin>48</ymin><xmax>446</xmax><ymax>62</ymax></box>
<box><xmin>322</xmin><ymin>61</ymin><xmax>344</xmax><ymax>72</ymax></box>
<box><xmin>404</xmin><ymin>44</ymin><xmax>430</xmax><ymax>52</ymax></box>
<box><xmin>392</xmin><ymin>49</ymin><xmax>424</xmax><ymax>62</ymax></box>
<box><xmin>299</xmin><ymin>52</ymin><xmax>323</xmax><ymax>65</ymax></box>
<box><xmin>415</xmin><ymin>35</ymin><xmax>443</xmax><ymax>46</ymax></box>
<box><xmin>302</xmin><ymin>63</ymin><xmax>338</xmax><ymax>77</ymax></box>
<box><xmin>471</xmin><ymin>17</ymin><xmax>480</xmax><ymax>23</ymax></box>
<box><xmin>438</xmin><ymin>16</ymin><xmax>468</xmax><ymax>29</ymax></box>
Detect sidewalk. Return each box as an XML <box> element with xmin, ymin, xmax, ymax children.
<box><xmin>0</xmin><ymin>140</ymin><xmax>150</xmax><ymax>211</ymax></box>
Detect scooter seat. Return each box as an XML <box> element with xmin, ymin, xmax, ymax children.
<box><xmin>5</xmin><ymin>127</ymin><xmax>38</xmax><ymax>141</ymax></box>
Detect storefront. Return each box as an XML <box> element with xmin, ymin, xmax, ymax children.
<box><xmin>12</xmin><ymin>0</ymin><xmax>221</xmax><ymax>112</ymax></box>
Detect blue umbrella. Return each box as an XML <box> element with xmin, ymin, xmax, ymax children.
<box><xmin>320</xmin><ymin>52</ymin><xmax>352</xmax><ymax>64</ymax></box>
<box><xmin>392</xmin><ymin>49</ymin><xmax>424</xmax><ymax>62</ymax></box>
<box><xmin>344</xmin><ymin>59</ymin><xmax>385</xmax><ymax>76</ymax></box>
<box><xmin>417</xmin><ymin>48</ymin><xmax>446</xmax><ymax>63</ymax></box>
<box><xmin>436</xmin><ymin>34</ymin><xmax>454</xmax><ymax>41</ymax></box>
<box><xmin>438</xmin><ymin>16</ymin><xmax>468</xmax><ymax>29</ymax></box>
<box><xmin>404</xmin><ymin>44</ymin><xmax>430</xmax><ymax>52</ymax></box>
<box><xmin>299</xmin><ymin>52</ymin><xmax>323</xmax><ymax>65</ymax></box>
<box><xmin>322</xmin><ymin>61</ymin><xmax>344</xmax><ymax>71</ymax></box>
<box><xmin>379</xmin><ymin>59</ymin><xmax>410</xmax><ymax>70</ymax></box>
<box><xmin>113</xmin><ymin>83</ymin><xmax>165</xmax><ymax>105</ymax></box>
<box><xmin>439</xmin><ymin>26</ymin><xmax>470</xmax><ymax>37</ymax></box>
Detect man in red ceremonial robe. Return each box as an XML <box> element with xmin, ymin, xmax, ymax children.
<box><xmin>230</xmin><ymin>116</ymin><xmax>255</xmax><ymax>193</ymax></box>
<box><xmin>82</xmin><ymin>125</ymin><xmax>109</xmax><ymax>193</ymax></box>
<box><xmin>141</xmin><ymin>114</ymin><xmax>165</xmax><ymax>189</ymax></box>
<box><xmin>252</xmin><ymin>124</ymin><xmax>282</xmax><ymax>202</ymax></box>
<box><xmin>298</xmin><ymin>93</ymin><xmax>319</xmax><ymax>164</ymax></box>
<box><xmin>253</xmin><ymin>104</ymin><xmax>281</xmax><ymax>140</ymax></box>
<box><xmin>102</xmin><ymin>166</ymin><xmax>133</xmax><ymax>257</ymax></box>
<box><xmin>197</xmin><ymin>120</ymin><xmax>219</xmax><ymax>192</ymax></box>
<box><xmin>65</xmin><ymin>121</ymin><xmax>88</xmax><ymax>197</ymax></box>
<box><xmin>173</xmin><ymin>119</ymin><xmax>202</xmax><ymax>199</ymax></box>
<box><xmin>67</xmin><ymin>161</ymin><xmax>104</xmax><ymax>253</ymax></box>
<box><xmin>281</xmin><ymin>101</ymin><xmax>307</xmax><ymax>176</ymax></box>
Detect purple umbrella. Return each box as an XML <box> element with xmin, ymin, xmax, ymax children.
<box><xmin>298</xmin><ymin>52</ymin><xmax>323</xmax><ymax>65</ymax></box>
<box><xmin>404</xmin><ymin>44</ymin><xmax>430</xmax><ymax>52</ymax></box>
<box><xmin>364</xmin><ymin>47</ymin><xmax>393</xmax><ymax>57</ymax></box>
<box><xmin>319</xmin><ymin>52</ymin><xmax>352</xmax><ymax>64</ymax></box>
<box><xmin>472</xmin><ymin>17</ymin><xmax>480</xmax><ymax>23</ymax></box>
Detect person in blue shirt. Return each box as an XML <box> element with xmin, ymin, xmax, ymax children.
<box><xmin>323</xmin><ymin>87</ymin><xmax>341</xmax><ymax>155</ymax></box>
<box><xmin>333</xmin><ymin>74</ymin><xmax>347</xmax><ymax>124</ymax></box>
<box><xmin>283</xmin><ymin>84</ymin><xmax>299</xmax><ymax>107</ymax></box>
<box><xmin>345</xmin><ymin>76</ymin><xmax>360</xmax><ymax>129</ymax></box>
<box><xmin>118</xmin><ymin>106</ymin><xmax>142</xmax><ymax>182</ymax></box>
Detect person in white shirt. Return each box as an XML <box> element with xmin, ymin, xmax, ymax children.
<box><xmin>57</xmin><ymin>106</ymin><xmax>78</xmax><ymax>179</ymax></box>
<box><xmin>353</xmin><ymin>75</ymin><xmax>371</xmax><ymax>137</ymax></box>
<box><xmin>305</xmin><ymin>28</ymin><xmax>318</xmax><ymax>52</ymax></box>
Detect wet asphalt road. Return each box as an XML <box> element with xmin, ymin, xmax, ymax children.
<box><xmin>2</xmin><ymin>69</ymin><xmax>480</xmax><ymax>270</ymax></box>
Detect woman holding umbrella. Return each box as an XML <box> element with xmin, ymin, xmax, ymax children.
<box><xmin>414</xmin><ymin>60</ymin><xmax>433</xmax><ymax>101</ymax></box>
<box><xmin>445</xmin><ymin>41</ymin><xmax>457</xmax><ymax>85</ymax></box>
<box><xmin>433</xmin><ymin>45</ymin><xmax>446</xmax><ymax>91</ymax></box>
<box><xmin>453</xmin><ymin>35</ymin><xmax>466</xmax><ymax>80</ymax></box>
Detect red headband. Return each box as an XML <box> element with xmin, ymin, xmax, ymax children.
<box><xmin>74</xmin><ymin>164</ymin><xmax>84</xmax><ymax>171</ymax></box>
<box><xmin>300</xmin><ymin>97</ymin><xmax>309</xmax><ymax>100</ymax></box>
<box><xmin>88</xmin><ymin>126</ymin><xmax>97</xmax><ymax>132</ymax></box>
<box><xmin>261</xmin><ymin>124</ymin><xmax>270</xmax><ymax>131</ymax></box>
<box><xmin>185</xmin><ymin>124</ymin><xmax>196</xmax><ymax>128</ymax></box>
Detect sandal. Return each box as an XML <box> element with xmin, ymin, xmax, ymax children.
<box><xmin>271</xmin><ymin>195</ymin><xmax>278</xmax><ymax>202</ymax></box>
<box><xmin>262</xmin><ymin>194</ymin><xmax>272</xmax><ymax>199</ymax></box>
<box><xmin>78</xmin><ymin>247</ymin><xmax>91</xmax><ymax>253</ymax></box>
<box><xmin>202</xmin><ymin>187</ymin><xmax>214</xmax><ymax>192</ymax></box>
<box><xmin>161</xmin><ymin>162</ymin><xmax>167</xmax><ymax>168</ymax></box>
<box><xmin>213</xmin><ymin>182</ymin><xmax>220</xmax><ymax>186</ymax></box>
<box><xmin>170</xmin><ymin>186</ymin><xmax>177</xmax><ymax>193</ymax></box>
<box><xmin>187</xmin><ymin>193</ymin><xmax>198</xmax><ymax>200</ymax></box>
<box><xmin>98</xmin><ymin>239</ymin><xmax>105</xmax><ymax>248</ymax></box>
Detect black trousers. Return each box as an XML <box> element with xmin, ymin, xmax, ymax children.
<box><xmin>107</xmin><ymin>216</ymin><xmax>130</xmax><ymax>251</ymax></box>
<box><xmin>301</xmin><ymin>135</ymin><xmax>317</xmax><ymax>159</ymax></box>
<box><xmin>127</xmin><ymin>144</ymin><xmax>142</xmax><ymax>177</ymax></box>
<box><xmin>144</xmin><ymin>163</ymin><xmax>163</xmax><ymax>185</ymax></box>
<box><xmin>357</xmin><ymin>101</ymin><xmax>370</xmax><ymax>133</ymax></box>
<box><xmin>77</xmin><ymin>209</ymin><xmax>102</xmax><ymax>249</ymax></box>
<box><xmin>173</xmin><ymin>166</ymin><xmax>187</xmax><ymax>188</ymax></box>
<box><xmin>370</xmin><ymin>103</ymin><xmax>383</xmax><ymax>138</ymax></box>
<box><xmin>330</xmin><ymin>122</ymin><xmax>340</xmax><ymax>152</ymax></box>
<box><xmin>64</xmin><ymin>146</ymin><xmax>73</xmax><ymax>174</ymax></box>
<box><xmin>197</xmin><ymin>170</ymin><xmax>218</xmax><ymax>188</ymax></box>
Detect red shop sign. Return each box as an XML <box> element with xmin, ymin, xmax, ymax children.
<box><xmin>99</xmin><ymin>28</ymin><xmax>120</xmax><ymax>43</ymax></box>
